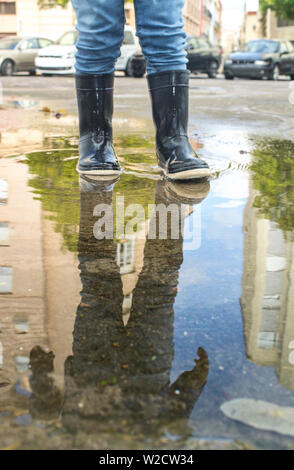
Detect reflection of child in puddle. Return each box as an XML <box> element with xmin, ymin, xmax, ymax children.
<box><xmin>29</xmin><ymin>179</ymin><xmax>210</xmax><ymax>435</ymax></box>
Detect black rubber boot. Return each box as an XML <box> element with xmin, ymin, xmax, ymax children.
<box><xmin>75</xmin><ymin>74</ymin><xmax>121</xmax><ymax>176</ymax></box>
<box><xmin>147</xmin><ymin>70</ymin><xmax>210</xmax><ymax>181</ymax></box>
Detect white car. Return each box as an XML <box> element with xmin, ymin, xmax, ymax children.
<box><xmin>35</xmin><ymin>26</ymin><xmax>141</xmax><ymax>76</ymax></box>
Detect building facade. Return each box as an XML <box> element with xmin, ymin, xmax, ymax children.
<box><xmin>241</xmin><ymin>182</ymin><xmax>294</xmax><ymax>390</ymax></box>
<box><xmin>0</xmin><ymin>0</ymin><xmax>75</xmax><ymax>39</ymax></box>
<box><xmin>183</xmin><ymin>0</ymin><xmax>202</xmax><ymax>36</ymax></box>
<box><xmin>263</xmin><ymin>9</ymin><xmax>294</xmax><ymax>41</ymax></box>
<box><xmin>241</xmin><ymin>10</ymin><xmax>263</xmax><ymax>44</ymax></box>
<box><xmin>202</xmin><ymin>0</ymin><xmax>222</xmax><ymax>44</ymax></box>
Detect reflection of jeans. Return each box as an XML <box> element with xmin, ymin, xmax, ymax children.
<box><xmin>62</xmin><ymin>181</ymin><xmax>209</xmax><ymax>433</ymax></box>
<box><xmin>71</xmin><ymin>0</ymin><xmax>187</xmax><ymax>74</ymax></box>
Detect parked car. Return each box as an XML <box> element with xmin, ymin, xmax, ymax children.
<box><xmin>223</xmin><ymin>39</ymin><xmax>294</xmax><ymax>80</ymax></box>
<box><xmin>127</xmin><ymin>50</ymin><xmax>146</xmax><ymax>78</ymax></box>
<box><xmin>35</xmin><ymin>26</ymin><xmax>140</xmax><ymax>76</ymax></box>
<box><xmin>115</xmin><ymin>26</ymin><xmax>141</xmax><ymax>76</ymax></box>
<box><xmin>187</xmin><ymin>36</ymin><xmax>222</xmax><ymax>78</ymax></box>
<box><xmin>130</xmin><ymin>36</ymin><xmax>222</xmax><ymax>79</ymax></box>
<box><xmin>35</xmin><ymin>30</ymin><xmax>77</xmax><ymax>75</ymax></box>
<box><xmin>0</xmin><ymin>36</ymin><xmax>54</xmax><ymax>75</ymax></box>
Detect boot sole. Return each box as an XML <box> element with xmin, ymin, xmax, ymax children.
<box><xmin>76</xmin><ymin>165</ymin><xmax>121</xmax><ymax>177</ymax></box>
<box><xmin>160</xmin><ymin>167</ymin><xmax>211</xmax><ymax>181</ymax></box>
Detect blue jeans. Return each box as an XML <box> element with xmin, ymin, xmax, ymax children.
<box><xmin>71</xmin><ymin>0</ymin><xmax>187</xmax><ymax>75</ymax></box>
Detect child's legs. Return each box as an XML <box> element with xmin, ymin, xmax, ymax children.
<box><xmin>71</xmin><ymin>0</ymin><xmax>125</xmax><ymax>74</ymax></box>
<box><xmin>134</xmin><ymin>0</ymin><xmax>187</xmax><ymax>75</ymax></box>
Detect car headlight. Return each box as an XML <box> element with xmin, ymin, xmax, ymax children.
<box><xmin>255</xmin><ymin>60</ymin><xmax>268</xmax><ymax>66</ymax></box>
<box><xmin>225</xmin><ymin>59</ymin><xmax>232</xmax><ymax>64</ymax></box>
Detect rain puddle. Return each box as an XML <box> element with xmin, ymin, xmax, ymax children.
<box><xmin>0</xmin><ymin>134</ymin><xmax>294</xmax><ymax>450</ymax></box>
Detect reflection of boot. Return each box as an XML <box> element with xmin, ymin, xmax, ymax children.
<box><xmin>63</xmin><ymin>179</ymin><xmax>126</xmax><ymax>431</ymax></box>
<box><xmin>126</xmin><ymin>180</ymin><xmax>209</xmax><ymax>425</ymax></box>
<box><xmin>72</xmin><ymin>177</ymin><xmax>124</xmax><ymax>383</ymax></box>
<box><xmin>75</xmin><ymin>74</ymin><xmax>121</xmax><ymax>176</ymax></box>
<box><xmin>167</xmin><ymin>347</ymin><xmax>209</xmax><ymax>418</ymax></box>
<box><xmin>164</xmin><ymin>179</ymin><xmax>210</xmax><ymax>205</ymax></box>
<box><xmin>126</xmin><ymin>181</ymin><xmax>184</xmax><ymax>393</ymax></box>
<box><xmin>63</xmin><ymin>179</ymin><xmax>209</xmax><ymax>435</ymax></box>
<box><xmin>29</xmin><ymin>346</ymin><xmax>62</xmax><ymax>419</ymax></box>
<box><xmin>147</xmin><ymin>71</ymin><xmax>210</xmax><ymax>180</ymax></box>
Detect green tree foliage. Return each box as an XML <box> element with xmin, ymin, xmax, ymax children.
<box><xmin>260</xmin><ymin>0</ymin><xmax>294</xmax><ymax>20</ymax></box>
<box><xmin>251</xmin><ymin>138</ymin><xmax>294</xmax><ymax>232</ymax></box>
<box><xmin>24</xmin><ymin>135</ymin><xmax>156</xmax><ymax>252</ymax></box>
<box><xmin>37</xmin><ymin>0</ymin><xmax>69</xmax><ymax>8</ymax></box>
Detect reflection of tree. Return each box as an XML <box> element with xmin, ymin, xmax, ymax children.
<box><xmin>25</xmin><ymin>150</ymin><xmax>80</xmax><ymax>252</ymax></box>
<box><xmin>251</xmin><ymin>138</ymin><xmax>294</xmax><ymax>232</ymax></box>
<box><xmin>24</xmin><ymin>139</ymin><xmax>156</xmax><ymax>252</ymax></box>
<box><xmin>28</xmin><ymin>179</ymin><xmax>209</xmax><ymax>438</ymax></box>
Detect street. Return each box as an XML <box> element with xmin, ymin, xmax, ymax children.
<box><xmin>1</xmin><ymin>73</ymin><xmax>294</xmax><ymax>158</ymax></box>
<box><xmin>1</xmin><ymin>72</ymin><xmax>294</xmax><ymax>450</ymax></box>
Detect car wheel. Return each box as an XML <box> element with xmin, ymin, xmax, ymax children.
<box><xmin>125</xmin><ymin>59</ymin><xmax>133</xmax><ymax>77</ymax></box>
<box><xmin>132</xmin><ymin>61</ymin><xmax>146</xmax><ymax>78</ymax></box>
<box><xmin>1</xmin><ymin>59</ymin><xmax>15</xmax><ymax>76</ymax></box>
<box><xmin>290</xmin><ymin>74</ymin><xmax>294</xmax><ymax>81</ymax></box>
<box><xmin>225</xmin><ymin>73</ymin><xmax>234</xmax><ymax>80</ymax></box>
<box><xmin>268</xmin><ymin>65</ymin><xmax>279</xmax><ymax>81</ymax></box>
<box><xmin>132</xmin><ymin>70</ymin><xmax>145</xmax><ymax>78</ymax></box>
<box><xmin>29</xmin><ymin>70</ymin><xmax>36</xmax><ymax>76</ymax></box>
<box><xmin>207</xmin><ymin>61</ymin><xmax>218</xmax><ymax>79</ymax></box>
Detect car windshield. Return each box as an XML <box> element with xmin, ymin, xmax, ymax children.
<box><xmin>0</xmin><ymin>38</ymin><xmax>19</xmax><ymax>50</ymax></box>
<box><xmin>57</xmin><ymin>31</ymin><xmax>77</xmax><ymax>46</ymax></box>
<box><xmin>242</xmin><ymin>40</ymin><xmax>279</xmax><ymax>53</ymax></box>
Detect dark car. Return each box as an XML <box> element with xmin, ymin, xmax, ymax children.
<box><xmin>224</xmin><ymin>39</ymin><xmax>294</xmax><ymax>80</ymax></box>
<box><xmin>129</xmin><ymin>36</ymin><xmax>222</xmax><ymax>79</ymax></box>
<box><xmin>186</xmin><ymin>36</ymin><xmax>222</xmax><ymax>78</ymax></box>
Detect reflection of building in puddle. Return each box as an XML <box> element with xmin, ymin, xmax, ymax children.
<box><xmin>117</xmin><ymin>229</ymin><xmax>146</xmax><ymax>325</ymax></box>
<box><xmin>117</xmin><ymin>206</ymin><xmax>194</xmax><ymax>326</ymax></box>
<box><xmin>0</xmin><ymin>160</ymin><xmax>47</xmax><ymax>394</ymax></box>
<box><xmin>241</xmin><ymin>182</ymin><xmax>294</xmax><ymax>389</ymax></box>
<box><xmin>0</xmin><ymin>119</ymin><xmax>77</xmax><ymax>157</ymax></box>
<box><xmin>0</xmin><ymin>158</ymin><xmax>79</xmax><ymax>400</ymax></box>
<box><xmin>0</xmin><ymin>178</ymin><xmax>8</xmax><ymax>205</ymax></box>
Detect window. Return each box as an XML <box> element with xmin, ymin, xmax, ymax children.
<box><xmin>0</xmin><ymin>2</ymin><xmax>16</xmax><ymax>15</ymax></box>
<box><xmin>0</xmin><ymin>222</ymin><xmax>10</xmax><ymax>246</ymax></box>
<box><xmin>21</xmin><ymin>38</ymin><xmax>39</xmax><ymax>50</ymax></box>
<box><xmin>187</xmin><ymin>38</ymin><xmax>198</xmax><ymax>50</ymax></box>
<box><xmin>57</xmin><ymin>30</ymin><xmax>77</xmax><ymax>46</ymax></box>
<box><xmin>0</xmin><ymin>266</ymin><xmax>13</xmax><ymax>294</ymax></box>
<box><xmin>14</xmin><ymin>320</ymin><xmax>29</xmax><ymax>334</ymax></box>
<box><xmin>123</xmin><ymin>30</ymin><xmax>135</xmax><ymax>45</ymax></box>
<box><xmin>277</xmin><ymin>17</ymin><xmax>294</xmax><ymax>27</ymax></box>
<box><xmin>15</xmin><ymin>356</ymin><xmax>30</xmax><ymax>373</ymax></box>
<box><xmin>0</xmin><ymin>179</ymin><xmax>8</xmax><ymax>205</ymax></box>
<box><xmin>280</xmin><ymin>42</ymin><xmax>289</xmax><ymax>54</ymax></box>
<box><xmin>0</xmin><ymin>37</ymin><xmax>19</xmax><ymax>50</ymax></box>
<box><xmin>242</xmin><ymin>40</ymin><xmax>280</xmax><ymax>54</ymax></box>
<box><xmin>198</xmin><ymin>38</ymin><xmax>210</xmax><ymax>49</ymax></box>
<box><xmin>116</xmin><ymin>238</ymin><xmax>135</xmax><ymax>274</ymax></box>
<box><xmin>38</xmin><ymin>38</ymin><xmax>53</xmax><ymax>48</ymax></box>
